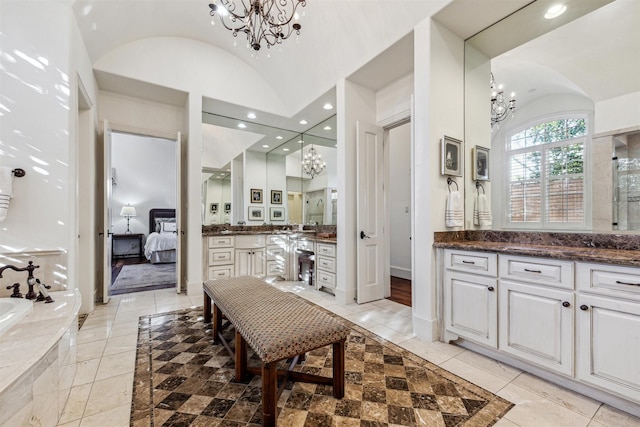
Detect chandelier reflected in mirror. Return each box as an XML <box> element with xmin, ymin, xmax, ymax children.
<box><xmin>208</xmin><ymin>0</ymin><xmax>307</xmax><ymax>52</ymax></box>
<box><xmin>303</xmin><ymin>146</ymin><xmax>326</xmax><ymax>179</ymax></box>
<box><xmin>490</xmin><ymin>73</ymin><xmax>516</xmax><ymax>129</ymax></box>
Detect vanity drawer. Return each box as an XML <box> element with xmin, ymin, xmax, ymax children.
<box><xmin>208</xmin><ymin>236</ymin><xmax>234</xmax><ymax>248</ymax></box>
<box><xmin>209</xmin><ymin>248</ymin><xmax>234</xmax><ymax>266</ymax></box>
<box><xmin>208</xmin><ymin>265</ymin><xmax>233</xmax><ymax>280</ymax></box>
<box><xmin>499</xmin><ymin>255</ymin><xmax>573</xmax><ymax>289</ymax></box>
<box><xmin>445</xmin><ymin>250</ymin><xmax>497</xmax><ymax>276</ymax></box>
<box><xmin>316</xmin><ymin>243</ymin><xmax>336</xmax><ymax>257</ymax></box>
<box><xmin>296</xmin><ymin>239</ymin><xmax>314</xmax><ymax>252</ymax></box>
<box><xmin>266</xmin><ymin>246</ymin><xmax>285</xmax><ymax>261</ymax></box>
<box><xmin>316</xmin><ymin>255</ymin><xmax>336</xmax><ymax>273</ymax></box>
<box><xmin>576</xmin><ymin>262</ymin><xmax>640</xmax><ymax>301</ymax></box>
<box><xmin>268</xmin><ymin>234</ymin><xmax>287</xmax><ymax>246</ymax></box>
<box><xmin>316</xmin><ymin>270</ymin><xmax>336</xmax><ymax>289</ymax></box>
<box><xmin>266</xmin><ymin>260</ymin><xmax>285</xmax><ymax>276</ymax></box>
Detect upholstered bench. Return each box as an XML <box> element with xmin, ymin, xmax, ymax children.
<box><xmin>203</xmin><ymin>276</ymin><xmax>349</xmax><ymax>426</ymax></box>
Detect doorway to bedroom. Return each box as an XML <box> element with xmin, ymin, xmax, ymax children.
<box><xmin>109</xmin><ymin>132</ymin><xmax>177</xmax><ymax>295</ymax></box>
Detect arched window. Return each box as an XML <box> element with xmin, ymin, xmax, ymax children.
<box><xmin>506</xmin><ymin>116</ymin><xmax>588</xmax><ymax>228</ymax></box>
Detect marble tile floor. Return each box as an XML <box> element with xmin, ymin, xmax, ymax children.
<box><xmin>56</xmin><ymin>282</ymin><xmax>640</xmax><ymax>427</ymax></box>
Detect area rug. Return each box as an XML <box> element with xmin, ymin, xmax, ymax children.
<box><xmin>131</xmin><ymin>302</ymin><xmax>513</xmax><ymax>426</ymax></box>
<box><xmin>111</xmin><ymin>263</ymin><xmax>176</xmax><ymax>295</ymax></box>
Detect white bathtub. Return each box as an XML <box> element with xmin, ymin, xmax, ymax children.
<box><xmin>0</xmin><ymin>297</ymin><xmax>33</xmax><ymax>336</ymax></box>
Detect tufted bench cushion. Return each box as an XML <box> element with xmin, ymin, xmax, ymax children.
<box><xmin>203</xmin><ymin>276</ymin><xmax>349</xmax><ymax>363</ymax></box>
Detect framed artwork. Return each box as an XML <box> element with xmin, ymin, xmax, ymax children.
<box><xmin>250</xmin><ymin>188</ymin><xmax>263</xmax><ymax>203</ymax></box>
<box><xmin>271</xmin><ymin>190</ymin><xmax>283</xmax><ymax>204</ymax></box>
<box><xmin>473</xmin><ymin>145</ymin><xmax>490</xmax><ymax>181</ymax></box>
<box><xmin>224</xmin><ymin>202</ymin><xmax>231</xmax><ymax>213</ymax></box>
<box><xmin>270</xmin><ymin>207</ymin><xmax>285</xmax><ymax>221</ymax></box>
<box><xmin>248</xmin><ymin>206</ymin><xmax>264</xmax><ymax>221</ymax></box>
<box><xmin>210</xmin><ymin>203</ymin><xmax>218</xmax><ymax>213</ymax></box>
<box><xmin>441</xmin><ymin>135</ymin><xmax>463</xmax><ymax>177</ymax></box>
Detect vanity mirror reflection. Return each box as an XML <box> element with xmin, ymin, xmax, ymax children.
<box><xmin>201</xmin><ymin>96</ymin><xmax>337</xmax><ymax>226</ymax></box>
<box><xmin>464</xmin><ymin>0</ymin><xmax>640</xmax><ymax>232</ymax></box>
<box><xmin>202</xmin><ymin>165</ymin><xmax>231</xmax><ymax>225</ymax></box>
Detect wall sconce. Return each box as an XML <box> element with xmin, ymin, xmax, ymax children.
<box><xmin>120</xmin><ymin>204</ymin><xmax>137</xmax><ymax>234</ymax></box>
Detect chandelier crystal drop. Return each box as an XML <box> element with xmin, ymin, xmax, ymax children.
<box><xmin>208</xmin><ymin>0</ymin><xmax>306</xmax><ymax>52</ymax></box>
<box><xmin>490</xmin><ymin>72</ymin><xmax>516</xmax><ymax>129</ymax></box>
<box><xmin>302</xmin><ymin>146</ymin><xmax>326</xmax><ymax>179</ymax></box>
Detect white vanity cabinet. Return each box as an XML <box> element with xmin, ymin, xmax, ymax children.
<box><xmin>443</xmin><ymin>250</ymin><xmax>498</xmax><ymax>347</ymax></box>
<box><xmin>498</xmin><ymin>255</ymin><xmax>575</xmax><ymax>375</ymax></box>
<box><xmin>205</xmin><ymin>236</ymin><xmax>235</xmax><ymax>280</ymax></box>
<box><xmin>315</xmin><ymin>242</ymin><xmax>337</xmax><ymax>292</ymax></box>
<box><xmin>266</xmin><ymin>234</ymin><xmax>288</xmax><ymax>279</ymax></box>
<box><xmin>576</xmin><ymin>263</ymin><xmax>640</xmax><ymax>402</ymax></box>
<box><xmin>234</xmin><ymin>235</ymin><xmax>266</xmax><ymax>277</ymax></box>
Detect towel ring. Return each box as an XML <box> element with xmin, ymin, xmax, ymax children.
<box><xmin>12</xmin><ymin>168</ymin><xmax>25</xmax><ymax>178</ymax></box>
<box><xmin>447</xmin><ymin>177</ymin><xmax>458</xmax><ymax>192</ymax></box>
<box><xmin>476</xmin><ymin>181</ymin><xmax>485</xmax><ymax>195</ymax></box>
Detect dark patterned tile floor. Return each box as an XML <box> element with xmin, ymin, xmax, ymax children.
<box><xmin>131</xmin><ymin>306</ymin><xmax>513</xmax><ymax>426</ymax></box>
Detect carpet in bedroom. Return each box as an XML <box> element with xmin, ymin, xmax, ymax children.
<box><xmin>110</xmin><ymin>262</ymin><xmax>176</xmax><ymax>295</ymax></box>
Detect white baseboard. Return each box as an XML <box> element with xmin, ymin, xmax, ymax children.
<box><xmin>390</xmin><ymin>266</ymin><xmax>411</xmax><ymax>280</ymax></box>
<box><xmin>412</xmin><ymin>315</ymin><xmax>438</xmax><ymax>342</ymax></box>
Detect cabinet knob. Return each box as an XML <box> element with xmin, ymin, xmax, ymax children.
<box><xmin>487</xmin><ymin>286</ymin><xmax>495</xmax><ymax>292</ymax></box>
<box><xmin>580</xmin><ymin>304</ymin><xmax>589</xmax><ymax>311</ymax></box>
<box><xmin>562</xmin><ymin>301</ymin><xmax>571</xmax><ymax>308</ymax></box>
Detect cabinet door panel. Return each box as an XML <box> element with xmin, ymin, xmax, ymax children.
<box><xmin>252</xmin><ymin>248</ymin><xmax>266</xmax><ymax>277</ymax></box>
<box><xmin>577</xmin><ymin>295</ymin><xmax>640</xmax><ymax>402</ymax></box>
<box><xmin>444</xmin><ymin>271</ymin><xmax>497</xmax><ymax>347</ymax></box>
<box><xmin>499</xmin><ymin>280</ymin><xmax>574</xmax><ymax>375</ymax></box>
<box><xmin>234</xmin><ymin>249</ymin><xmax>252</xmax><ymax>276</ymax></box>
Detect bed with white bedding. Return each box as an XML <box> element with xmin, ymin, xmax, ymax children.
<box><xmin>145</xmin><ymin>208</ymin><xmax>177</xmax><ymax>264</ymax></box>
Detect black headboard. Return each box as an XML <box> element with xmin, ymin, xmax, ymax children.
<box><xmin>148</xmin><ymin>208</ymin><xmax>176</xmax><ymax>234</ymax></box>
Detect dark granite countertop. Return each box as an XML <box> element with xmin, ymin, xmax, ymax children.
<box><xmin>433</xmin><ymin>240</ymin><xmax>640</xmax><ymax>267</ymax></box>
<box><xmin>202</xmin><ymin>225</ymin><xmax>337</xmax><ymax>243</ymax></box>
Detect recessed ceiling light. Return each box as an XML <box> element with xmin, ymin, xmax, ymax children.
<box><xmin>276</xmin><ymin>135</ymin><xmax>283</xmax><ymax>140</ymax></box>
<box><xmin>298</xmin><ymin>140</ymin><xmax>304</xmax><ymax>144</ymax></box>
<box><xmin>324</xmin><ymin>126</ymin><xmax>332</xmax><ymax>131</ymax></box>
<box><xmin>323</xmin><ymin>103</ymin><xmax>333</xmax><ymax>110</ymax></box>
<box><xmin>283</xmin><ymin>148</ymin><xmax>290</xmax><ymax>152</ymax></box>
<box><xmin>544</xmin><ymin>4</ymin><xmax>567</xmax><ymax>19</ymax></box>
<box><xmin>299</xmin><ymin>119</ymin><xmax>308</xmax><ymax>125</ymax></box>
<box><xmin>247</xmin><ymin>112</ymin><xmax>256</xmax><ymax>119</ymax></box>
<box><xmin>238</xmin><ymin>123</ymin><xmax>246</xmax><ymax>128</ymax></box>
<box><xmin>262</xmin><ymin>144</ymin><xmax>269</xmax><ymax>148</ymax></box>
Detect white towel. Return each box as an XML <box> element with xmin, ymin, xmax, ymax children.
<box><xmin>445</xmin><ymin>191</ymin><xmax>464</xmax><ymax>227</ymax></box>
<box><xmin>473</xmin><ymin>193</ymin><xmax>492</xmax><ymax>226</ymax></box>
<box><xmin>0</xmin><ymin>167</ymin><xmax>13</xmax><ymax>222</ymax></box>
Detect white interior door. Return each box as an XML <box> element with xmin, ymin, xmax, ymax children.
<box><xmin>102</xmin><ymin>120</ymin><xmax>113</xmax><ymax>303</ymax></box>
<box><xmin>356</xmin><ymin>121</ymin><xmax>385</xmax><ymax>303</ymax></box>
<box><xmin>175</xmin><ymin>132</ymin><xmax>182</xmax><ymax>293</ymax></box>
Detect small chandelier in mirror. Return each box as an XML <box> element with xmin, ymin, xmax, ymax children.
<box><xmin>208</xmin><ymin>0</ymin><xmax>306</xmax><ymax>52</ymax></box>
<box><xmin>490</xmin><ymin>73</ymin><xmax>516</xmax><ymax>129</ymax></box>
<box><xmin>303</xmin><ymin>146</ymin><xmax>326</xmax><ymax>179</ymax></box>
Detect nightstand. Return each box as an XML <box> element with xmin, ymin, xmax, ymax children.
<box><xmin>112</xmin><ymin>233</ymin><xmax>144</xmax><ymax>259</ymax></box>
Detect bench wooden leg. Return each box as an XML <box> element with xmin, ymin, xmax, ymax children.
<box><xmin>203</xmin><ymin>292</ymin><xmax>212</xmax><ymax>323</ymax></box>
<box><xmin>262</xmin><ymin>361</ymin><xmax>278</xmax><ymax>427</ymax></box>
<box><xmin>212</xmin><ymin>304</ymin><xmax>222</xmax><ymax>344</ymax></box>
<box><xmin>235</xmin><ymin>329</ymin><xmax>247</xmax><ymax>382</ymax></box>
<box><xmin>332</xmin><ymin>339</ymin><xmax>345</xmax><ymax>398</ymax></box>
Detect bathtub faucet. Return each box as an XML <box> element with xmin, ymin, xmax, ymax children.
<box><xmin>0</xmin><ymin>261</ymin><xmax>40</xmax><ymax>300</ymax></box>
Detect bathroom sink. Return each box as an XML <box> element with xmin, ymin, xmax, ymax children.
<box><xmin>0</xmin><ymin>298</ymin><xmax>33</xmax><ymax>336</ymax></box>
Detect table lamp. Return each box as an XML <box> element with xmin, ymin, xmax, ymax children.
<box><xmin>120</xmin><ymin>205</ymin><xmax>137</xmax><ymax>234</ymax></box>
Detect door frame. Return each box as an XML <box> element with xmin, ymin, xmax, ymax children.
<box><xmin>100</xmin><ymin>127</ymin><xmax>184</xmax><ymax>299</ymax></box>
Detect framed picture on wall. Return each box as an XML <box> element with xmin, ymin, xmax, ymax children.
<box><xmin>271</xmin><ymin>190</ymin><xmax>283</xmax><ymax>204</ymax></box>
<box><xmin>248</xmin><ymin>206</ymin><xmax>264</xmax><ymax>221</ymax></box>
<box><xmin>473</xmin><ymin>145</ymin><xmax>490</xmax><ymax>181</ymax></box>
<box><xmin>441</xmin><ymin>135</ymin><xmax>463</xmax><ymax>177</ymax></box>
<box><xmin>270</xmin><ymin>207</ymin><xmax>285</xmax><ymax>221</ymax></box>
<box><xmin>251</xmin><ymin>188</ymin><xmax>263</xmax><ymax>203</ymax></box>
<box><xmin>210</xmin><ymin>203</ymin><xmax>218</xmax><ymax>213</ymax></box>
<box><xmin>224</xmin><ymin>203</ymin><xmax>231</xmax><ymax>213</ymax></box>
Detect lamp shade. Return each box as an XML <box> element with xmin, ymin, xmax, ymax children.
<box><xmin>120</xmin><ymin>205</ymin><xmax>137</xmax><ymax>217</ymax></box>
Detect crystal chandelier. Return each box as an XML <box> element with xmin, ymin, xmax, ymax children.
<box><xmin>490</xmin><ymin>73</ymin><xmax>516</xmax><ymax>129</ymax></box>
<box><xmin>302</xmin><ymin>146</ymin><xmax>326</xmax><ymax>179</ymax></box>
<box><xmin>208</xmin><ymin>0</ymin><xmax>306</xmax><ymax>51</ymax></box>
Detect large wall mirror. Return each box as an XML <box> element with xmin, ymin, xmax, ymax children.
<box><xmin>465</xmin><ymin>0</ymin><xmax>640</xmax><ymax>232</ymax></box>
<box><xmin>200</xmin><ymin>91</ymin><xmax>337</xmax><ymax>226</ymax></box>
